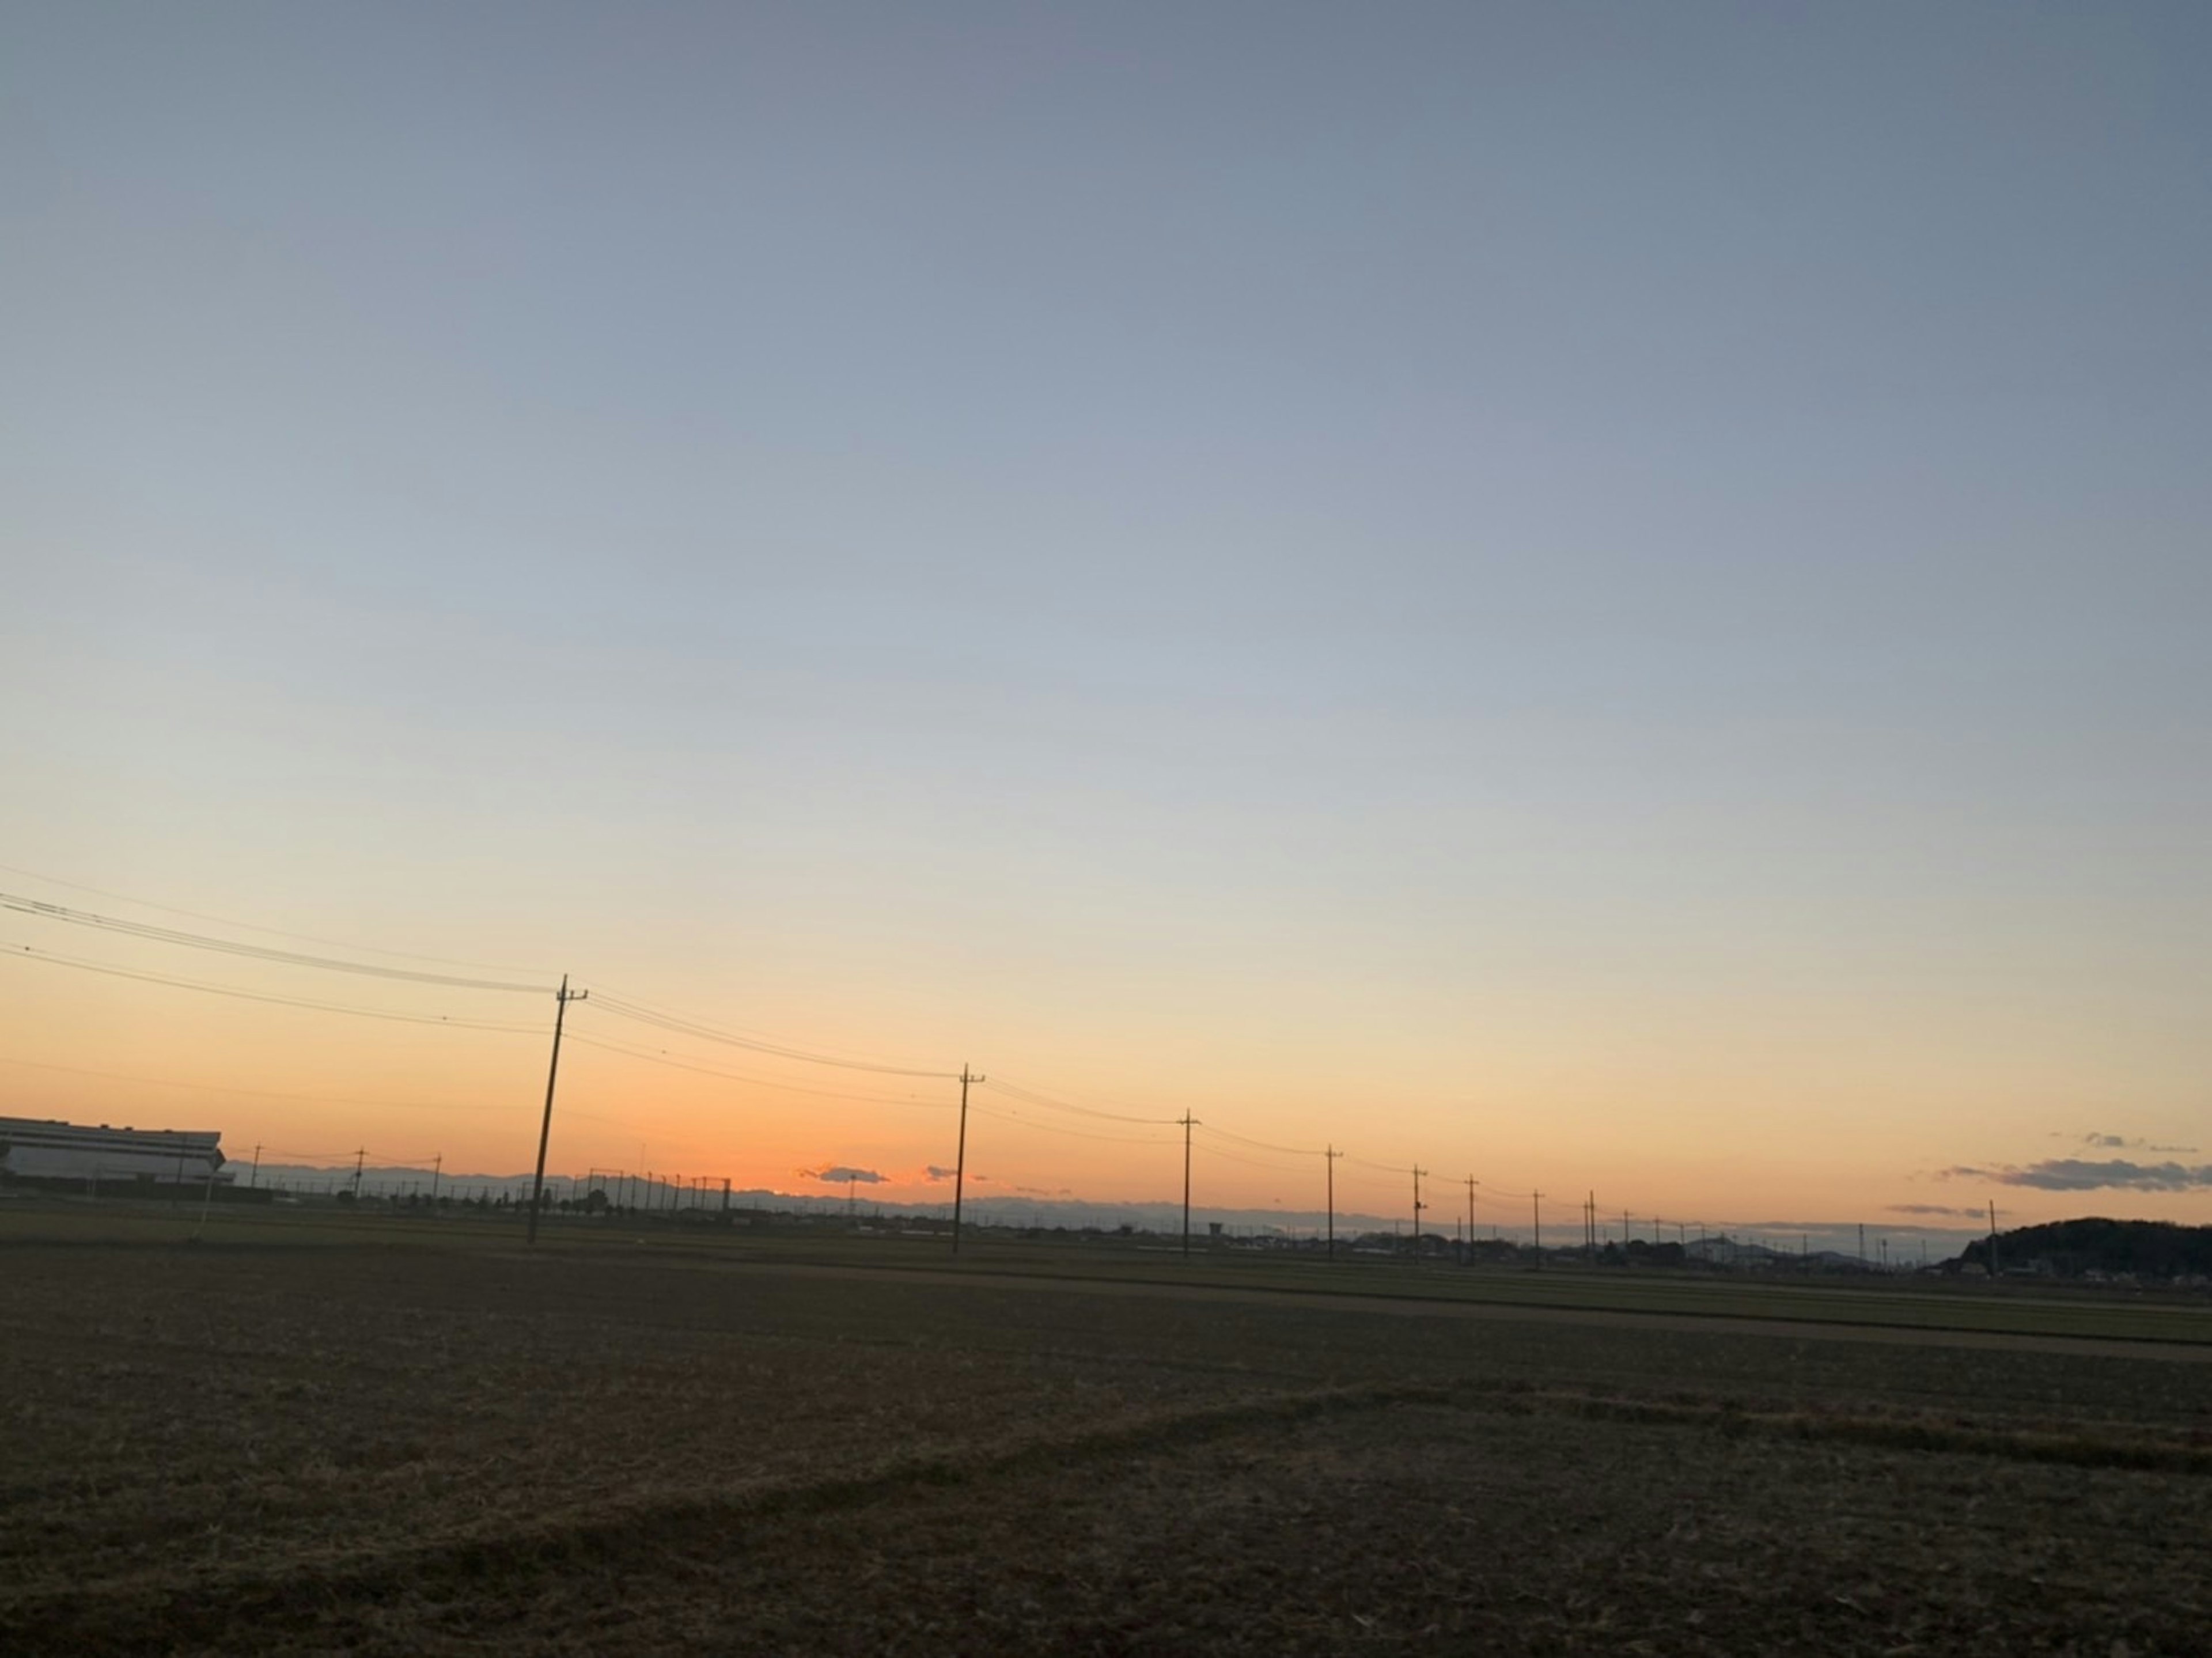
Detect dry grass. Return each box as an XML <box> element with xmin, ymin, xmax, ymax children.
<box><xmin>3</xmin><ymin>1220</ymin><xmax>2209</xmax><ymax>1653</ymax></box>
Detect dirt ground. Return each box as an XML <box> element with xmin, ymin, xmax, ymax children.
<box><xmin>3</xmin><ymin>1227</ymin><xmax>2208</xmax><ymax>1653</ymax></box>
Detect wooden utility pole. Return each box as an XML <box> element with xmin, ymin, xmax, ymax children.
<box><xmin>951</xmin><ymin>1065</ymin><xmax>983</xmax><ymax>1254</ymax></box>
<box><xmin>1325</xmin><ymin>1145</ymin><xmax>1341</xmax><ymax>1260</ymax></box>
<box><xmin>429</xmin><ymin>1153</ymin><xmax>442</xmax><ymax>1205</ymax></box>
<box><xmin>526</xmin><ymin>974</ymin><xmax>586</xmax><ymax>1246</ymax></box>
<box><xmin>351</xmin><ymin>1147</ymin><xmax>365</xmax><ymax>1199</ymax></box>
<box><xmin>1410</xmin><ymin>1166</ymin><xmax>1427</xmax><ymax>1260</ymax></box>
<box><xmin>1180</xmin><ymin>1113</ymin><xmax>1199</xmax><ymax>1257</ymax></box>
<box><xmin>1465</xmin><ymin>1176</ymin><xmax>1477</xmax><ymax>1264</ymax></box>
<box><xmin>1532</xmin><ymin>1190</ymin><xmax>1543</xmax><ymax>1265</ymax></box>
<box><xmin>249</xmin><ymin>1144</ymin><xmax>262</xmax><ymax>1188</ymax></box>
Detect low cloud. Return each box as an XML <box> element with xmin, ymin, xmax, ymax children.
<box><xmin>922</xmin><ymin>1165</ymin><xmax>957</xmax><ymax>1182</ymax></box>
<box><xmin>2072</xmin><ymin>1132</ymin><xmax>2200</xmax><ymax>1155</ymax></box>
<box><xmin>1941</xmin><ymin>1159</ymin><xmax>2212</xmax><ymax>1193</ymax></box>
<box><xmin>802</xmin><ymin>1164</ymin><xmax>887</xmax><ymax>1185</ymax></box>
<box><xmin>1886</xmin><ymin>1203</ymin><xmax>1987</xmax><ymax>1219</ymax></box>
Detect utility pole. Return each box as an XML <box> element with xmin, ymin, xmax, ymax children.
<box><xmin>1410</xmin><ymin>1166</ymin><xmax>1427</xmax><ymax>1261</ymax></box>
<box><xmin>1466</xmin><ymin>1176</ymin><xmax>1477</xmax><ymax>1265</ymax></box>
<box><xmin>429</xmin><ymin>1153</ymin><xmax>442</xmax><ymax>1205</ymax></box>
<box><xmin>351</xmin><ymin>1147</ymin><xmax>365</xmax><ymax>1200</ymax></box>
<box><xmin>951</xmin><ymin>1064</ymin><xmax>983</xmax><ymax>1254</ymax></box>
<box><xmin>1325</xmin><ymin>1145</ymin><xmax>1340</xmax><ymax>1261</ymax></box>
<box><xmin>249</xmin><ymin>1144</ymin><xmax>262</xmax><ymax>1188</ymax></box>
<box><xmin>526</xmin><ymin>974</ymin><xmax>587</xmax><ymax>1246</ymax></box>
<box><xmin>1532</xmin><ymin>1190</ymin><xmax>1543</xmax><ymax>1265</ymax></box>
<box><xmin>1180</xmin><ymin>1113</ymin><xmax>1199</xmax><ymax>1257</ymax></box>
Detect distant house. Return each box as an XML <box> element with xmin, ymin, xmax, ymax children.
<box><xmin>0</xmin><ymin>1116</ymin><xmax>229</xmax><ymax>1191</ymax></box>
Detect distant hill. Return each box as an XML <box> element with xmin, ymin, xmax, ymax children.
<box><xmin>1961</xmin><ymin>1218</ymin><xmax>2212</xmax><ymax>1280</ymax></box>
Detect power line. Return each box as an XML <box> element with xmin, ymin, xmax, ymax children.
<box><xmin>966</xmin><ymin>1104</ymin><xmax>1175</xmax><ymax>1145</ymax></box>
<box><xmin>0</xmin><ymin>893</ymin><xmax>549</xmax><ymax>993</ymax></box>
<box><xmin>1192</xmin><ymin>1138</ymin><xmax>1317</xmax><ymax>1175</ymax></box>
<box><xmin>563</xmin><ymin>1033</ymin><xmax>956</xmax><ymax>1107</ymax></box>
<box><xmin>586</xmin><ymin>992</ymin><xmax>958</xmax><ymax>1078</ymax></box>
<box><xmin>1195</xmin><ymin>1122</ymin><xmax>1325</xmax><ymax>1158</ymax></box>
<box><xmin>984</xmin><ymin>1077</ymin><xmax>1176</xmax><ymax>1125</ymax></box>
<box><xmin>0</xmin><ymin>1053</ymin><xmax>515</xmax><ymax>1115</ymax></box>
<box><xmin>984</xmin><ymin>1072</ymin><xmax>1164</xmax><ymax>1123</ymax></box>
<box><xmin>0</xmin><ymin>862</ymin><xmax>553</xmax><ymax>976</ymax></box>
<box><xmin>2</xmin><ymin>943</ymin><xmax>544</xmax><ymax>1031</ymax></box>
<box><xmin>1346</xmin><ymin>1154</ymin><xmax>1414</xmax><ymax>1176</ymax></box>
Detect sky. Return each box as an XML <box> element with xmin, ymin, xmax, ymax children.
<box><xmin>3</xmin><ymin>3</ymin><xmax>2208</xmax><ymax>1242</ymax></box>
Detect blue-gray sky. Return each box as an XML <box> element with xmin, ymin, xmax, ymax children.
<box><xmin>3</xmin><ymin>3</ymin><xmax>2207</xmax><ymax>1222</ymax></box>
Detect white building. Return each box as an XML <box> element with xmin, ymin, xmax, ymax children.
<box><xmin>0</xmin><ymin>1116</ymin><xmax>229</xmax><ymax>1190</ymax></box>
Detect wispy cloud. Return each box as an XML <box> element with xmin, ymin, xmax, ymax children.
<box><xmin>1886</xmin><ymin>1203</ymin><xmax>1987</xmax><ymax>1219</ymax></box>
<box><xmin>2055</xmin><ymin>1131</ymin><xmax>2199</xmax><ymax>1155</ymax></box>
<box><xmin>1941</xmin><ymin>1159</ymin><xmax>2212</xmax><ymax>1193</ymax></box>
<box><xmin>801</xmin><ymin>1164</ymin><xmax>887</xmax><ymax>1185</ymax></box>
<box><xmin>922</xmin><ymin>1164</ymin><xmax>957</xmax><ymax>1182</ymax></box>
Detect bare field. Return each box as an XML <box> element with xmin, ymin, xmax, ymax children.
<box><xmin>4</xmin><ymin>1206</ymin><xmax>2210</xmax><ymax>1653</ymax></box>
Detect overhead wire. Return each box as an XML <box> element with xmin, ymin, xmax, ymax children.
<box><xmin>967</xmin><ymin>1103</ymin><xmax>1178</xmax><ymax>1146</ymax></box>
<box><xmin>984</xmin><ymin>1072</ymin><xmax>1171</xmax><ymax>1122</ymax></box>
<box><xmin>983</xmin><ymin>1076</ymin><xmax>1176</xmax><ymax>1125</ymax></box>
<box><xmin>3</xmin><ymin>943</ymin><xmax>545</xmax><ymax>1032</ymax></box>
<box><xmin>1196</xmin><ymin>1121</ymin><xmax>1325</xmax><ymax>1158</ymax></box>
<box><xmin>0</xmin><ymin>1054</ymin><xmax>515</xmax><ymax>1114</ymax></box>
<box><xmin>0</xmin><ymin>862</ymin><xmax>556</xmax><ymax>976</ymax></box>
<box><xmin>1346</xmin><ymin>1154</ymin><xmax>1415</xmax><ymax>1175</ymax></box>
<box><xmin>1191</xmin><ymin>1139</ymin><xmax>1323</xmax><ymax>1176</ymax></box>
<box><xmin>586</xmin><ymin>991</ymin><xmax>959</xmax><ymax>1079</ymax></box>
<box><xmin>0</xmin><ymin>893</ymin><xmax>551</xmax><ymax>993</ymax></box>
<box><xmin>563</xmin><ymin>1033</ymin><xmax>956</xmax><ymax>1108</ymax></box>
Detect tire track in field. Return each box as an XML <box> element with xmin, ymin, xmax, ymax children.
<box><xmin>743</xmin><ymin>1259</ymin><xmax>2212</xmax><ymax>1360</ymax></box>
<box><xmin>9</xmin><ymin>1375</ymin><xmax>2209</xmax><ymax>1653</ymax></box>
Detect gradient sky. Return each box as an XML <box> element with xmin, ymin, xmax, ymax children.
<box><xmin>3</xmin><ymin>3</ymin><xmax>2208</xmax><ymax>1238</ymax></box>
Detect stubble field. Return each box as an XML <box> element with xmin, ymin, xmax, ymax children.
<box><xmin>3</xmin><ymin>1204</ymin><xmax>2209</xmax><ymax>1655</ymax></box>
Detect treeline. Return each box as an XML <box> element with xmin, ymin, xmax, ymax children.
<box><xmin>1962</xmin><ymin>1217</ymin><xmax>2212</xmax><ymax>1279</ymax></box>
